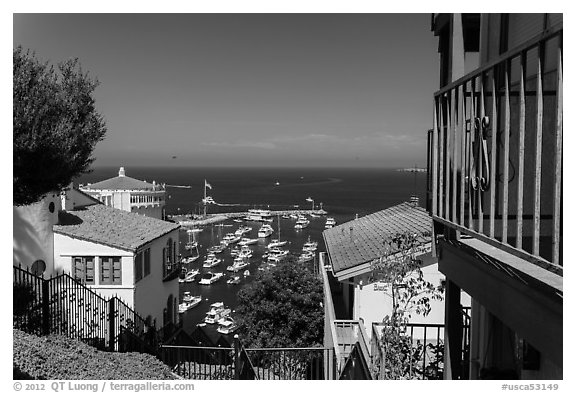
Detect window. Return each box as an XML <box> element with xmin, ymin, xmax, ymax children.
<box><xmin>135</xmin><ymin>252</ymin><xmax>143</xmax><ymax>282</ymax></box>
<box><xmin>100</xmin><ymin>256</ymin><xmax>122</xmax><ymax>285</ymax></box>
<box><xmin>144</xmin><ymin>249</ymin><xmax>151</xmax><ymax>276</ymax></box>
<box><xmin>73</xmin><ymin>256</ymin><xmax>95</xmax><ymax>284</ymax></box>
<box><xmin>135</xmin><ymin>248</ymin><xmax>151</xmax><ymax>283</ymax></box>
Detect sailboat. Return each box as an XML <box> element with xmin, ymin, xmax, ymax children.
<box><xmin>268</xmin><ymin>214</ymin><xmax>287</xmax><ymax>249</ymax></box>
<box><xmin>184</xmin><ymin>230</ymin><xmax>198</xmax><ymax>250</ymax></box>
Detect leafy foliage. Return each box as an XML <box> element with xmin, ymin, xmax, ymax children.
<box><xmin>236</xmin><ymin>259</ymin><xmax>324</xmax><ymax>348</ymax></box>
<box><xmin>370</xmin><ymin>231</ymin><xmax>444</xmax><ymax>379</ymax></box>
<box><xmin>13</xmin><ymin>46</ymin><xmax>106</xmax><ymax>206</ymax></box>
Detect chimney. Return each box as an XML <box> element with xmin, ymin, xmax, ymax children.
<box><xmin>119</xmin><ymin>167</ymin><xmax>125</xmax><ymax>177</ymax></box>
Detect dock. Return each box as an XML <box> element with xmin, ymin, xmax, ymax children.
<box><xmin>169</xmin><ymin>209</ymin><xmax>328</xmax><ymax>227</ymax></box>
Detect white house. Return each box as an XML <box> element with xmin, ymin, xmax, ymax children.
<box><xmin>323</xmin><ymin>200</ymin><xmax>470</xmax><ymax>342</ymax></box>
<box><xmin>80</xmin><ymin>167</ymin><xmax>166</xmax><ymax>220</ymax></box>
<box><xmin>53</xmin><ymin>194</ymin><xmax>181</xmax><ymax>328</ymax></box>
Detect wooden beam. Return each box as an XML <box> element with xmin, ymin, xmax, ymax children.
<box><xmin>502</xmin><ymin>60</ymin><xmax>511</xmax><ymax>244</ymax></box>
<box><xmin>516</xmin><ymin>52</ymin><xmax>526</xmax><ymax>249</ymax></box>
<box><xmin>552</xmin><ymin>40</ymin><xmax>563</xmax><ymax>266</ymax></box>
<box><xmin>532</xmin><ymin>43</ymin><xmax>544</xmax><ymax>256</ymax></box>
<box><xmin>438</xmin><ymin>240</ymin><xmax>562</xmax><ymax>368</ymax></box>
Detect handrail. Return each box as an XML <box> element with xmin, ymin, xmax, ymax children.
<box><xmin>435</xmin><ymin>26</ymin><xmax>562</xmax><ymax>97</ymax></box>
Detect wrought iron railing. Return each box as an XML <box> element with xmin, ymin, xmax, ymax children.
<box><xmin>161</xmin><ymin>342</ymin><xmax>333</xmax><ymax>380</ymax></box>
<box><xmin>13</xmin><ymin>264</ymin><xmax>157</xmax><ymax>352</ymax></box>
<box><xmin>428</xmin><ymin>27</ymin><xmax>562</xmax><ymax>272</ymax></box>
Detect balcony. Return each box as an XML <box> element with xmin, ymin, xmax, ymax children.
<box><xmin>162</xmin><ymin>260</ymin><xmax>181</xmax><ymax>282</ymax></box>
<box><xmin>427</xmin><ymin>27</ymin><xmax>562</xmax><ymax>274</ymax></box>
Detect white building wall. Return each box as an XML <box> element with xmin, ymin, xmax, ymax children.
<box><xmin>131</xmin><ymin>204</ymin><xmax>163</xmax><ymax>220</ymax></box>
<box><xmin>13</xmin><ymin>193</ymin><xmax>61</xmax><ymax>275</ymax></box>
<box><xmin>352</xmin><ymin>254</ymin><xmax>470</xmax><ymax>341</ymax></box>
<box><xmin>133</xmin><ymin>231</ymin><xmax>180</xmax><ymax>327</ymax></box>
<box><xmin>53</xmin><ymin>233</ymin><xmax>135</xmax><ymax>306</ymax></box>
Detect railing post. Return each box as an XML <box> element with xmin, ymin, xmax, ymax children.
<box><xmin>41</xmin><ymin>278</ymin><xmax>50</xmax><ymax>336</ymax></box>
<box><xmin>109</xmin><ymin>297</ymin><xmax>116</xmax><ymax>352</ymax></box>
<box><xmin>234</xmin><ymin>334</ymin><xmax>240</xmax><ymax>380</ymax></box>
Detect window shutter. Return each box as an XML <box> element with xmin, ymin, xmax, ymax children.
<box><xmin>101</xmin><ymin>257</ymin><xmax>111</xmax><ymax>284</ymax></box>
<box><xmin>86</xmin><ymin>257</ymin><xmax>95</xmax><ymax>284</ymax></box>
<box><xmin>112</xmin><ymin>257</ymin><xmax>122</xmax><ymax>284</ymax></box>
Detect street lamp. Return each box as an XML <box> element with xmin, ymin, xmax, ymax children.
<box><xmin>305</xmin><ymin>197</ymin><xmax>314</xmax><ymax>211</ymax></box>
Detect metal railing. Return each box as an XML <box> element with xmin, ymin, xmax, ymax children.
<box><xmin>13</xmin><ymin>264</ymin><xmax>157</xmax><ymax>352</ymax></box>
<box><xmin>428</xmin><ymin>27</ymin><xmax>562</xmax><ymax>272</ymax></box>
<box><xmin>160</xmin><ymin>342</ymin><xmax>333</xmax><ymax>380</ymax></box>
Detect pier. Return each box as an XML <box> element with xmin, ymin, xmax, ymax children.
<box><xmin>169</xmin><ymin>209</ymin><xmax>328</xmax><ymax>227</ymax></box>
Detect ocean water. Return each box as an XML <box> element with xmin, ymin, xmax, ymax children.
<box><xmin>78</xmin><ymin>166</ymin><xmax>427</xmax><ymax>340</ymax></box>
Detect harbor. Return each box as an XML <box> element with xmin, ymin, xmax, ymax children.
<box><xmin>169</xmin><ymin>209</ymin><xmax>328</xmax><ymax>227</ymax></box>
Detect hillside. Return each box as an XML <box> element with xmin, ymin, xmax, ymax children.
<box><xmin>13</xmin><ymin>329</ymin><xmax>177</xmax><ymax>380</ymax></box>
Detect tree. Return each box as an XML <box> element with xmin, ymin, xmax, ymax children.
<box><xmin>236</xmin><ymin>259</ymin><xmax>324</xmax><ymax>349</ymax></box>
<box><xmin>13</xmin><ymin>47</ymin><xmax>106</xmax><ymax>206</ymax></box>
<box><xmin>370</xmin><ymin>231</ymin><xmax>444</xmax><ymax>379</ymax></box>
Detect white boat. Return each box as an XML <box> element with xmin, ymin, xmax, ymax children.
<box><xmin>217</xmin><ymin>316</ymin><xmax>239</xmax><ymax>335</ymax></box>
<box><xmin>227</xmin><ymin>275</ymin><xmax>241</xmax><ymax>284</ymax></box>
<box><xmin>289</xmin><ymin>214</ymin><xmax>298</xmax><ymax>219</ymax></box>
<box><xmin>238</xmin><ymin>237</ymin><xmax>258</xmax><ymax>246</ymax></box>
<box><xmin>302</xmin><ymin>238</ymin><xmax>318</xmax><ymax>252</ymax></box>
<box><xmin>221</xmin><ymin>233</ymin><xmax>241</xmax><ymax>245</ymax></box>
<box><xmin>198</xmin><ymin>272</ymin><xmax>224</xmax><ymax>285</ymax></box>
<box><xmin>244</xmin><ymin>270</ymin><xmax>251</xmax><ymax>277</ymax></box>
<box><xmin>204</xmin><ymin>302</ymin><xmax>232</xmax><ymax>324</ymax></box>
<box><xmin>207</xmin><ymin>244</ymin><xmax>226</xmax><ymax>254</ymax></box>
<box><xmin>227</xmin><ymin>260</ymin><xmax>249</xmax><ymax>272</ymax></box>
<box><xmin>203</xmin><ymin>255</ymin><xmax>222</xmax><ymax>268</ymax></box>
<box><xmin>234</xmin><ymin>225</ymin><xmax>252</xmax><ymax>236</ymax></box>
<box><xmin>237</xmin><ymin>246</ymin><xmax>253</xmax><ymax>258</ymax></box>
<box><xmin>326</xmin><ymin>217</ymin><xmax>336</xmax><ymax>226</ymax></box>
<box><xmin>268</xmin><ymin>248</ymin><xmax>289</xmax><ymax>263</ymax></box>
<box><xmin>267</xmin><ymin>239</ymin><xmax>288</xmax><ymax>249</ymax></box>
<box><xmin>179</xmin><ymin>294</ymin><xmax>202</xmax><ymax>313</ymax></box>
<box><xmin>233</xmin><ymin>219</ymin><xmax>243</xmax><ymax>223</ymax></box>
<box><xmin>295</xmin><ymin>219</ymin><xmax>310</xmax><ymax>229</ymax></box>
<box><xmin>281</xmin><ymin>214</ymin><xmax>290</xmax><ymax>219</ymax></box>
<box><xmin>309</xmin><ymin>213</ymin><xmax>320</xmax><ymax>218</ymax></box>
<box><xmin>246</xmin><ymin>209</ymin><xmax>273</xmax><ymax>222</ymax></box>
<box><xmin>183</xmin><ymin>269</ymin><xmax>200</xmax><ymax>282</ymax></box>
<box><xmin>258</xmin><ymin>224</ymin><xmax>274</xmax><ymax>238</ymax></box>
<box><xmin>298</xmin><ymin>252</ymin><xmax>315</xmax><ymax>263</ymax></box>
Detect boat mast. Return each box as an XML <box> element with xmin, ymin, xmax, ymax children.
<box><xmin>203</xmin><ymin>179</ymin><xmax>207</xmax><ymax>218</ymax></box>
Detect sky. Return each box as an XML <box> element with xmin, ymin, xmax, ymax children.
<box><xmin>13</xmin><ymin>13</ymin><xmax>440</xmax><ymax>168</ymax></box>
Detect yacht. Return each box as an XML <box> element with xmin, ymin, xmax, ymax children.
<box><xmin>204</xmin><ymin>302</ymin><xmax>232</xmax><ymax>324</ymax></box>
<box><xmin>298</xmin><ymin>252</ymin><xmax>315</xmax><ymax>263</ymax></box>
<box><xmin>258</xmin><ymin>224</ymin><xmax>274</xmax><ymax>238</ymax></box>
<box><xmin>267</xmin><ymin>239</ymin><xmax>288</xmax><ymax>249</ymax></box>
<box><xmin>227</xmin><ymin>259</ymin><xmax>249</xmax><ymax>272</ymax></box>
<box><xmin>198</xmin><ymin>272</ymin><xmax>224</xmax><ymax>285</ymax></box>
<box><xmin>202</xmin><ymin>254</ymin><xmax>222</xmax><ymax>268</ymax></box>
<box><xmin>183</xmin><ymin>269</ymin><xmax>200</xmax><ymax>282</ymax></box>
<box><xmin>237</xmin><ymin>246</ymin><xmax>253</xmax><ymax>258</ymax></box>
<box><xmin>325</xmin><ymin>217</ymin><xmax>336</xmax><ymax>226</ymax></box>
<box><xmin>226</xmin><ymin>275</ymin><xmax>241</xmax><ymax>285</ymax></box>
<box><xmin>234</xmin><ymin>225</ymin><xmax>252</xmax><ymax>237</ymax></box>
<box><xmin>246</xmin><ymin>209</ymin><xmax>273</xmax><ymax>222</ymax></box>
<box><xmin>294</xmin><ymin>218</ymin><xmax>310</xmax><ymax>229</ymax></box>
<box><xmin>221</xmin><ymin>233</ymin><xmax>241</xmax><ymax>245</ymax></box>
<box><xmin>207</xmin><ymin>244</ymin><xmax>226</xmax><ymax>254</ymax></box>
<box><xmin>217</xmin><ymin>316</ymin><xmax>239</xmax><ymax>335</ymax></box>
<box><xmin>178</xmin><ymin>294</ymin><xmax>202</xmax><ymax>313</ymax></box>
<box><xmin>302</xmin><ymin>238</ymin><xmax>318</xmax><ymax>252</ymax></box>
<box><xmin>238</xmin><ymin>237</ymin><xmax>258</xmax><ymax>246</ymax></box>
<box><xmin>268</xmin><ymin>248</ymin><xmax>289</xmax><ymax>263</ymax></box>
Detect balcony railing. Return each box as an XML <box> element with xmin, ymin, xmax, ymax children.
<box><xmin>428</xmin><ymin>27</ymin><xmax>562</xmax><ymax>272</ymax></box>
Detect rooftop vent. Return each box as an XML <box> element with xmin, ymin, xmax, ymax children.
<box><xmin>118</xmin><ymin>167</ymin><xmax>125</xmax><ymax>177</ymax></box>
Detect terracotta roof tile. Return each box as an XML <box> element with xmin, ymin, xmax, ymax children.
<box><xmin>323</xmin><ymin>202</ymin><xmax>432</xmax><ymax>274</ymax></box>
<box><xmin>54</xmin><ymin>204</ymin><xmax>180</xmax><ymax>251</ymax></box>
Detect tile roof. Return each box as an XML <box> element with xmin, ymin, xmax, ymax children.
<box><xmin>83</xmin><ymin>175</ymin><xmax>156</xmax><ymax>191</ymax></box>
<box><xmin>54</xmin><ymin>204</ymin><xmax>180</xmax><ymax>251</ymax></box>
<box><xmin>323</xmin><ymin>202</ymin><xmax>432</xmax><ymax>275</ymax></box>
